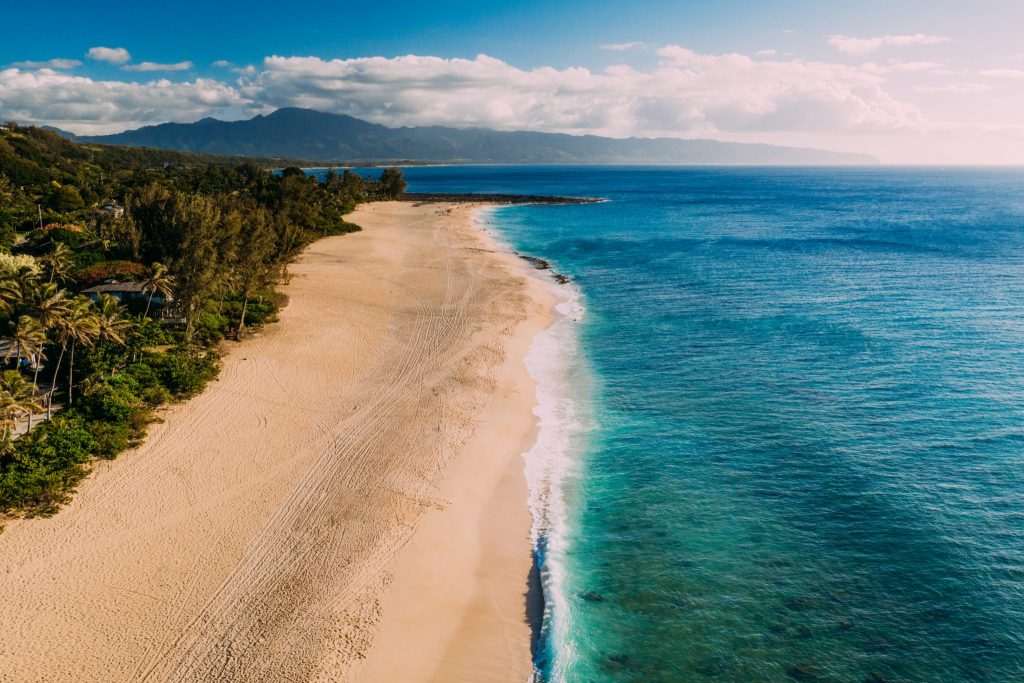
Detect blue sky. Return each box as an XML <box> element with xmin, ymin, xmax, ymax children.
<box><xmin>2</xmin><ymin>0</ymin><xmax>1023</xmax><ymax>162</ymax></box>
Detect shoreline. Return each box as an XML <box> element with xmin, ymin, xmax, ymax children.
<box><xmin>401</xmin><ymin>192</ymin><xmax>603</xmax><ymax>205</ymax></box>
<box><xmin>0</xmin><ymin>201</ymin><xmax>555</xmax><ymax>682</ymax></box>
<box><xmin>356</xmin><ymin>205</ymin><xmax>562</xmax><ymax>682</ymax></box>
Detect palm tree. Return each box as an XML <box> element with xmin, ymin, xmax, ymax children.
<box><xmin>47</xmin><ymin>296</ymin><xmax>99</xmax><ymax>415</ymax></box>
<box><xmin>94</xmin><ymin>294</ymin><xmax>132</xmax><ymax>378</ymax></box>
<box><xmin>0</xmin><ymin>264</ymin><xmax>39</xmax><ymax>317</ymax></box>
<box><xmin>141</xmin><ymin>262</ymin><xmax>174</xmax><ymax>318</ymax></box>
<box><xmin>40</xmin><ymin>243</ymin><xmax>74</xmax><ymax>284</ymax></box>
<box><xmin>0</xmin><ymin>274</ymin><xmax>21</xmax><ymax>317</ymax></box>
<box><xmin>11</xmin><ymin>263</ymin><xmax>40</xmax><ymax>299</ymax></box>
<box><xmin>94</xmin><ymin>294</ymin><xmax>131</xmax><ymax>345</ymax></box>
<box><xmin>29</xmin><ymin>281</ymin><xmax>71</xmax><ymax>331</ymax></box>
<box><xmin>4</xmin><ymin>316</ymin><xmax>43</xmax><ymax>430</ymax></box>
<box><xmin>0</xmin><ymin>370</ymin><xmax>41</xmax><ymax>440</ymax></box>
<box><xmin>8</xmin><ymin>314</ymin><xmax>45</xmax><ymax>376</ymax></box>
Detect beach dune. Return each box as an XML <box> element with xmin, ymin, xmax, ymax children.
<box><xmin>0</xmin><ymin>202</ymin><xmax>550</xmax><ymax>682</ymax></box>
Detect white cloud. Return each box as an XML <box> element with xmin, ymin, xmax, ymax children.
<box><xmin>123</xmin><ymin>61</ymin><xmax>193</xmax><ymax>72</ymax></box>
<box><xmin>884</xmin><ymin>60</ymin><xmax>944</xmax><ymax>73</ymax></box>
<box><xmin>601</xmin><ymin>42</ymin><xmax>643</xmax><ymax>51</ymax></box>
<box><xmin>3</xmin><ymin>46</ymin><xmax>1022</xmax><ymax>162</ymax></box>
<box><xmin>0</xmin><ymin>67</ymin><xmax>248</xmax><ymax>134</ymax></box>
<box><xmin>0</xmin><ymin>49</ymin><xmax>928</xmax><ymax>139</ymax></box>
<box><xmin>978</xmin><ymin>68</ymin><xmax>1024</xmax><ymax>79</ymax></box>
<box><xmin>239</xmin><ymin>49</ymin><xmax>923</xmax><ymax>140</ymax></box>
<box><xmin>828</xmin><ymin>33</ymin><xmax>950</xmax><ymax>55</ymax></box>
<box><xmin>212</xmin><ymin>60</ymin><xmax>232</xmax><ymax>68</ymax></box>
<box><xmin>12</xmin><ymin>58</ymin><xmax>81</xmax><ymax>70</ymax></box>
<box><xmin>756</xmin><ymin>49</ymin><xmax>779</xmax><ymax>57</ymax></box>
<box><xmin>914</xmin><ymin>83</ymin><xmax>991</xmax><ymax>93</ymax></box>
<box><xmin>86</xmin><ymin>46</ymin><xmax>131</xmax><ymax>64</ymax></box>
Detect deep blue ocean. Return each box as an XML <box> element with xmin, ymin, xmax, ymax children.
<box><xmin>356</xmin><ymin>166</ymin><xmax>1024</xmax><ymax>682</ymax></box>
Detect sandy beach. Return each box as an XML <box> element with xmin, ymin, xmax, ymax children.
<box><xmin>0</xmin><ymin>202</ymin><xmax>553</xmax><ymax>682</ymax></box>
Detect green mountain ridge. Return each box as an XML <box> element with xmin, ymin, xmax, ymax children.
<box><xmin>80</xmin><ymin>108</ymin><xmax>878</xmax><ymax>165</ymax></box>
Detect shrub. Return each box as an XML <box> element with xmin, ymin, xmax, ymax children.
<box><xmin>140</xmin><ymin>384</ymin><xmax>172</xmax><ymax>407</ymax></box>
<box><xmin>0</xmin><ymin>416</ymin><xmax>96</xmax><ymax>514</ymax></box>
<box><xmin>78</xmin><ymin>375</ymin><xmax>144</xmax><ymax>424</ymax></box>
<box><xmin>72</xmin><ymin>260</ymin><xmax>148</xmax><ymax>287</ymax></box>
<box><xmin>222</xmin><ymin>290</ymin><xmax>280</xmax><ymax>330</ymax></box>
<box><xmin>193</xmin><ymin>311</ymin><xmax>228</xmax><ymax>343</ymax></box>
<box><xmin>87</xmin><ymin>420</ymin><xmax>135</xmax><ymax>459</ymax></box>
<box><xmin>151</xmin><ymin>349</ymin><xmax>220</xmax><ymax>399</ymax></box>
<box><xmin>29</xmin><ymin>226</ymin><xmax>91</xmax><ymax>249</ymax></box>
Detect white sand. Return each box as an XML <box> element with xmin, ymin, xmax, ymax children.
<box><xmin>0</xmin><ymin>202</ymin><xmax>552</xmax><ymax>682</ymax></box>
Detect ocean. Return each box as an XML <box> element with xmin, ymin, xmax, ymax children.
<box><xmin>360</xmin><ymin>166</ymin><xmax>1024</xmax><ymax>682</ymax></box>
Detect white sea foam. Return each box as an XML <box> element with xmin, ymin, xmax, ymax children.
<box><xmin>474</xmin><ymin>208</ymin><xmax>593</xmax><ymax>681</ymax></box>
<box><xmin>524</xmin><ymin>285</ymin><xmax>595</xmax><ymax>683</ymax></box>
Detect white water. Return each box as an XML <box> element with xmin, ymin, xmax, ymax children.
<box><xmin>475</xmin><ymin>208</ymin><xmax>595</xmax><ymax>681</ymax></box>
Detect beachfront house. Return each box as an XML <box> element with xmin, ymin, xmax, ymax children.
<box><xmin>81</xmin><ymin>281</ymin><xmax>157</xmax><ymax>305</ymax></box>
<box><xmin>80</xmin><ymin>281</ymin><xmax>186</xmax><ymax>323</ymax></box>
<box><xmin>95</xmin><ymin>203</ymin><xmax>125</xmax><ymax>218</ymax></box>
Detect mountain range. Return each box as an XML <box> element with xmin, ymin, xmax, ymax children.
<box><xmin>77</xmin><ymin>108</ymin><xmax>877</xmax><ymax>165</ymax></box>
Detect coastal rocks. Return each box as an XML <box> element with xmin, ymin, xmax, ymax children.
<box><xmin>517</xmin><ymin>253</ymin><xmax>572</xmax><ymax>284</ymax></box>
<box><xmin>520</xmin><ymin>255</ymin><xmax>551</xmax><ymax>270</ymax></box>
<box><xmin>401</xmin><ymin>192</ymin><xmax>603</xmax><ymax>205</ymax></box>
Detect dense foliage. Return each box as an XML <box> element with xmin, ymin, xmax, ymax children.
<box><xmin>0</xmin><ymin>122</ymin><xmax>405</xmax><ymax>516</ymax></box>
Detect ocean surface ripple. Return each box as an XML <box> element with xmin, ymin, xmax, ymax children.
<box><xmin>396</xmin><ymin>166</ymin><xmax>1024</xmax><ymax>683</ymax></box>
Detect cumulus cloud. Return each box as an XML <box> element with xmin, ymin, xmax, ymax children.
<box><xmin>0</xmin><ymin>67</ymin><xmax>249</xmax><ymax>134</ymax></box>
<box><xmin>601</xmin><ymin>42</ymin><xmax>643</xmax><ymax>51</ymax></box>
<box><xmin>0</xmin><ymin>48</ymin><xmax>935</xmax><ymax>139</ymax></box>
<box><xmin>123</xmin><ymin>61</ymin><xmax>193</xmax><ymax>72</ymax></box>
<box><xmin>86</xmin><ymin>46</ymin><xmax>132</xmax><ymax>64</ymax></box>
<box><xmin>14</xmin><ymin>44</ymin><xmax>1024</xmax><ymax>160</ymax></box>
<box><xmin>237</xmin><ymin>49</ymin><xmax>924</xmax><ymax>139</ymax></box>
<box><xmin>12</xmin><ymin>58</ymin><xmax>81</xmax><ymax>70</ymax></box>
<box><xmin>915</xmin><ymin>83</ymin><xmax>991</xmax><ymax>94</ymax></box>
<box><xmin>828</xmin><ymin>33</ymin><xmax>949</xmax><ymax>55</ymax></box>
<box><xmin>978</xmin><ymin>68</ymin><xmax>1024</xmax><ymax>79</ymax></box>
<box><xmin>212</xmin><ymin>60</ymin><xmax>232</xmax><ymax>68</ymax></box>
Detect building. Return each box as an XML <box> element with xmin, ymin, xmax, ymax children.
<box><xmin>95</xmin><ymin>203</ymin><xmax>125</xmax><ymax>218</ymax></box>
<box><xmin>80</xmin><ymin>281</ymin><xmax>165</xmax><ymax>306</ymax></box>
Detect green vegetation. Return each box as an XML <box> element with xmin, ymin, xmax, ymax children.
<box><xmin>0</xmin><ymin>122</ymin><xmax>405</xmax><ymax>516</ymax></box>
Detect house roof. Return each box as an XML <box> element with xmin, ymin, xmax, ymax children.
<box><xmin>80</xmin><ymin>281</ymin><xmax>148</xmax><ymax>294</ymax></box>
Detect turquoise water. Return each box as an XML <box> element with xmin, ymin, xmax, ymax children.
<box><xmin>391</xmin><ymin>167</ymin><xmax>1024</xmax><ymax>681</ymax></box>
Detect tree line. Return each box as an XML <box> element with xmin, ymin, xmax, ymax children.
<box><xmin>0</xmin><ymin>123</ymin><xmax>407</xmax><ymax>516</ymax></box>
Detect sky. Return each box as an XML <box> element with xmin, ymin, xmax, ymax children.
<box><xmin>1</xmin><ymin>0</ymin><xmax>1023</xmax><ymax>163</ymax></box>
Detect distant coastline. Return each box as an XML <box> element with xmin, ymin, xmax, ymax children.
<box><xmin>401</xmin><ymin>191</ymin><xmax>604</xmax><ymax>205</ymax></box>
<box><xmin>77</xmin><ymin>107</ymin><xmax>878</xmax><ymax>165</ymax></box>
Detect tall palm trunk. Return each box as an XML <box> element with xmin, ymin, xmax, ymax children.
<box><xmin>32</xmin><ymin>355</ymin><xmax>40</xmax><ymax>390</ymax></box>
<box><xmin>47</xmin><ymin>343</ymin><xmax>66</xmax><ymax>419</ymax></box>
<box><xmin>237</xmin><ymin>295</ymin><xmax>249</xmax><ymax>339</ymax></box>
<box><xmin>144</xmin><ymin>291</ymin><xmax>154</xmax><ymax>318</ymax></box>
<box><xmin>67</xmin><ymin>340</ymin><xmax>76</xmax><ymax>406</ymax></box>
